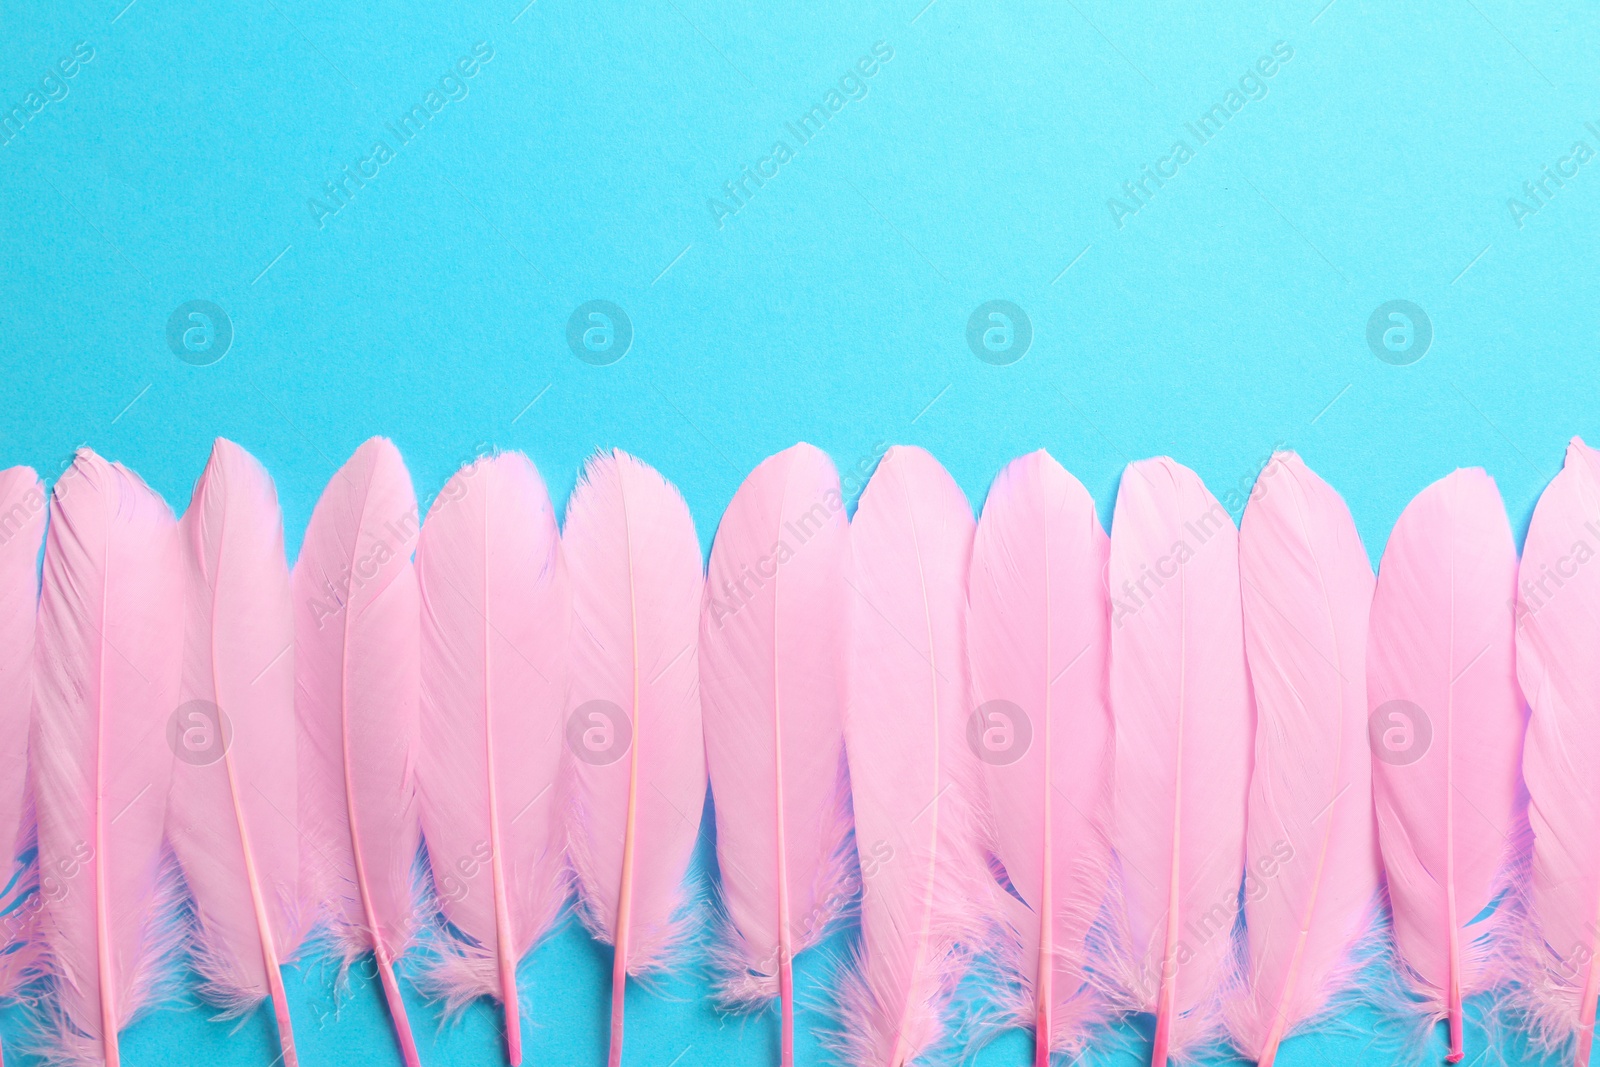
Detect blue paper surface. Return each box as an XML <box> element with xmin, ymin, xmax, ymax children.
<box><xmin>3</xmin><ymin>0</ymin><xmax>1598</xmax><ymax>1062</ymax></box>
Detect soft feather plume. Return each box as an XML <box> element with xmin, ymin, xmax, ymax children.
<box><xmin>1106</xmin><ymin>456</ymin><xmax>1251</xmax><ymax>1065</ymax></box>
<box><xmin>699</xmin><ymin>443</ymin><xmax>854</xmax><ymax>1066</ymax></box>
<box><xmin>1230</xmin><ymin>452</ymin><xmax>1380</xmax><ymax>1065</ymax></box>
<box><xmin>1512</xmin><ymin>436</ymin><xmax>1600</xmax><ymax>1065</ymax></box>
<box><xmin>968</xmin><ymin>450</ymin><xmax>1113</xmax><ymax>1064</ymax></box>
<box><xmin>293</xmin><ymin>437</ymin><xmax>423</xmax><ymax>1067</ymax></box>
<box><xmin>837</xmin><ymin>445</ymin><xmax>990</xmax><ymax>1067</ymax></box>
<box><xmin>1368</xmin><ymin>468</ymin><xmax>1524</xmax><ymax>1062</ymax></box>
<box><xmin>0</xmin><ymin>466</ymin><xmax>46</xmax><ymax>1063</ymax></box>
<box><xmin>169</xmin><ymin>439</ymin><xmax>304</xmax><ymax>1064</ymax></box>
<box><xmin>417</xmin><ymin>452</ymin><xmax>570</xmax><ymax>1066</ymax></box>
<box><xmin>31</xmin><ymin>449</ymin><xmax>184</xmax><ymax>1066</ymax></box>
<box><xmin>563</xmin><ymin>450</ymin><xmax>705</xmax><ymax>1067</ymax></box>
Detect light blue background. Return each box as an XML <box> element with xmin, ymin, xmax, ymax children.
<box><xmin>3</xmin><ymin>0</ymin><xmax>1598</xmax><ymax>1062</ymax></box>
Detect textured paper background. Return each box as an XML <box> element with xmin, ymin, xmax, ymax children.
<box><xmin>2</xmin><ymin>0</ymin><xmax>1597</xmax><ymax>1062</ymax></box>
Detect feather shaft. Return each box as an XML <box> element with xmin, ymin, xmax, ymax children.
<box><xmin>839</xmin><ymin>446</ymin><xmax>988</xmax><ymax>1067</ymax></box>
<box><xmin>417</xmin><ymin>452</ymin><xmax>570</xmax><ymax>1066</ymax></box>
<box><xmin>1234</xmin><ymin>452</ymin><xmax>1379</xmax><ymax>1067</ymax></box>
<box><xmin>1368</xmin><ymin>467</ymin><xmax>1522</xmax><ymax>1065</ymax></box>
<box><xmin>343</xmin><ymin>707</ymin><xmax>420</xmax><ymax>1067</ymax></box>
<box><xmin>700</xmin><ymin>444</ymin><xmax>852</xmax><ymax>1065</ymax></box>
<box><xmin>1512</xmin><ymin>438</ymin><xmax>1600</xmax><ymax>1067</ymax></box>
<box><xmin>293</xmin><ymin>437</ymin><xmax>422</xmax><ymax>1067</ymax></box>
<box><xmin>173</xmin><ymin>439</ymin><xmax>303</xmax><ymax>1066</ymax></box>
<box><xmin>564</xmin><ymin>450</ymin><xmax>704</xmax><ymax>1067</ymax></box>
<box><xmin>34</xmin><ymin>450</ymin><xmax>183</xmax><ymax>1066</ymax></box>
<box><xmin>1108</xmin><ymin>457</ymin><xmax>1251</xmax><ymax>1065</ymax></box>
<box><xmin>970</xmin><ymin>451</ymin><xmax>1113</xmax><ymax>1064</ymax></box>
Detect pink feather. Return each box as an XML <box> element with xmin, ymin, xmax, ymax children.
<box><xmin>1106</xmin><ymin>456</ymin><xmax>1251</xmax><ymax>1065</ymax></box>
<box><xmin>837</xmin><ymin>445</ymin><xmax>990</xmax><ymax>1067</ymax></box>
<box><xmin>1230</xmin><ymin>452</ymin><xmax>1380</xmax><ymax>1065</ymax></box>
<box><xmin>968</xmin><ymin>450</ymin><xmax>1114</xmax><ymax>1065</ymax></box>
<box><xmin>562</xmin><ymin>450</ymin><xmax>705</xmax><ymax>1067</ymax></box>
<box><xmin>31</xmin><ymin>449</ymin><xmax>184</xmax><ymax>1066</ymax></box>
<box><xmin>1513</xmin><ymin>436</ymin><xmax>1600</xmax><ymax>1066</ymax></box>
<box><xmin>170</xmin><ymin>440</ymin><xmax>304</xmax><ymax>1064</ymax></box>
<box><xmin>0</xmin><ymin>466</ymin><xmax>46</xmax><ymax>1063</ymax></box>
<box><xmin>292</xmin><ymin>437</ymin><xmax>423</xmax><ymax>1067</ymax></box>
<box><xmin>417</xmin><ymin>452</ymin><xmax>571</xmax><ymax>1066</ymax></box>
<box><xmin>1367</xmin><ymin>467</ymin><xmax>1524</xmax><ymax>1063</ymax></box>
<box><xmin>700</xmin><ymin>443</ymin><xmax>854</xmax><ymax>1067</ymax></box>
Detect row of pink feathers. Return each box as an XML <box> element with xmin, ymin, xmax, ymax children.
<box><xmin>0</xmin><ymin>434</ymin><xmax>1598</xmax><ymax>1067</ymax></box>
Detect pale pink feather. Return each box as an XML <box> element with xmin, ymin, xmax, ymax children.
<box><xmin>1106</xmin><ymin>456</ymin><xmax>1251</xmax><ymax>1065</ymax></box>
<box><xmin>293</xmin><ymin>437</ymin><xmax>423</xmax><ymax>1067</ymax></box>
<box><xmin>0</xmin><ymin>466</ymin><xmax>46</xmax><ymax>1042</ymax></box>
<box><xmin>1513</xmin><ymin>436</ymin><xmax>1600</xmax><ymax>1065</ymax></box>
<box><xmin>32</xmin><ymin>449</ymin><xmax>183</xmax><ymax>1066</ymax></box>
<box><xmin>1367</xmin><ymin>467</ymin><xmax>1523</xmax><ymax>1063</ymax></box>
<box><xmin>417</xmin><ymin>452</ymin><xmax>570</xmax><ymax>1067</ymax></box>
<box><xmin>170</xmin><ymin>439</ymin><xmax>304</xmax><ymax>1064</ymax></box>
<box><xmin>837</xmin><ymin>445</ymin><xmax>991</xmax><ymax>1067</ymax></box>
<box><xmin>1231</xmin><ymin>452</ymin><xmax>1380</xmax><ymax>1065</ymax></box>
<box><xmin>968</xmin><ymin>450</ymin><xmax>1114</xmax><ymax>1064</ymax></box>
<box><xmin>562</xmin><ymin>450</ymin><xmax>705</xmax><ymax>1067</ymax></box>
<box><xmin>700</xmin><ymin>443</ymin><xmax>854</xmax><ymax>1066</ymax></box>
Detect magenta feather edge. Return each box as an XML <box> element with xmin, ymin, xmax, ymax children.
<box><xmin>4</xmin><ymin>435</ymin><xmax>1600</xmax><ymax>1066</ymax></box>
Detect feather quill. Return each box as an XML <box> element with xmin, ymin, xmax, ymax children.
<box><xmin>293</xmin><ymin>437</ymin><xmax>423</xmax><ymax>1067</ymax></box>
<box><xmin>968</xmin><ymin>450</ymin><xmax>1114</xmax><ymax>1065</ymax></box>
<box><xmin>838</xmin><ymin>445</ymin><xmax>990</xmax><ymax>1067</ymax></box>
<box><xmin>32</xmin><ymin>449</ymin><xmax>183</xmax><ymax>1066</ymax></box>
<box><xmin>1231</xmin><ymin>452</ymin><xmax>1380</xmax><ymax>1065</ymax></box>
<box><xmin>1367</xmin><ymin>467</ymin><xmax>1523</xmax><ymax>1062</ymax></box>
<box><xmin>563</xmin><ymin>450</ymin><xmax>705</xmax><ymax>1067</ymax></box>
<box><xmin>1513</xmin><ymin>436</ymin><xmax>1600</xmax><ymax>1066</ymax></box>
<box><xmin>168</xmin><ymin>439</ymin><xmax>303</xmax><ymax>1065</ymax></box>
<box><xmin>0</xmin><ymin>466</ymin><xmax>46</xmax><ymax>1065</ymax></box>
<box><xmin>1107</xmin><ymin>456</ymin><xmax>1251</xmax><ymax>1065</ymax></box>
<box><xmin>700</xmin><ymin>443</ymin><xmax>854</xmax><ymax>1067</ymax></box>
<box><xmin>417</xmin><ymin>452</ymin><xmax>570</xmax><ymax>1066</ymax></box>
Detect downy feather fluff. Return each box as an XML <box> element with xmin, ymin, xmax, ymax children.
<box><xmin>1367</xmin><ymin>467</ymin><xmax>1523</xmax><ymax>1062</ymax></box>
<box><xmin>293</xmin><ymin>437</ymin><xmax>423</xmax><ymax>1067</ymax></box>
<box><xmin>1231</xmin><ymin>452</ymin><xmax>1380</xmax><ymax>1065</ymax></box>
<box><xmin>968</xmin><ymin>450</ymin><xmax>1113</xmax><ymax>1064</ymax></box>
<box><xmin>32</xmin><ymin>449</ymin><xmax>183</xmax><ymax>1066</ymax></box>
<box><xmin>1512</xmin><ymin>436</ymin><xmax>1600</xmax><ymax>1065</ymax></box>
<box><xmin>1106</xmin><ymin>456</ymin><xmax>1251</xmax><ymax>1065</ymax></box>
<box><xmin>170</xmin><ymin>439</ymin><xmax>304</xmax><ymax>1064</ymax></box>
<box><xmin>838</xmin><ymin>445</ymin><xmax>990</xmax><ymax>1067</ymax></box>
<box><xmin>417</xmin><ymin>452</ymin><xmax>571</xmax><ymax>1066</ymax></box>
<box><xmin>563</xmin><ymin>450</ymin><xmax>705</xmax><ymax>1067</ymax></box>
<box><xmin>0</xmin><ymin>466</ymin><xmax>46</xmax><ymax>1061</ymax></box>
<box><xmin>699</xmin><ymin>443</ymin><xmax>853</xmax><ymax>1066</ymax></box>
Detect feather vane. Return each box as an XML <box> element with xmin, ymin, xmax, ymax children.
<box><xmin>563</xmin><ymin>450</ymin><xmax>705</xmax><ymax>1067</ymax></box>
<box><xmin>417</xmin><ymin>451</ymin><xmax>571</xmax><ymax>1066</ymax></box>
